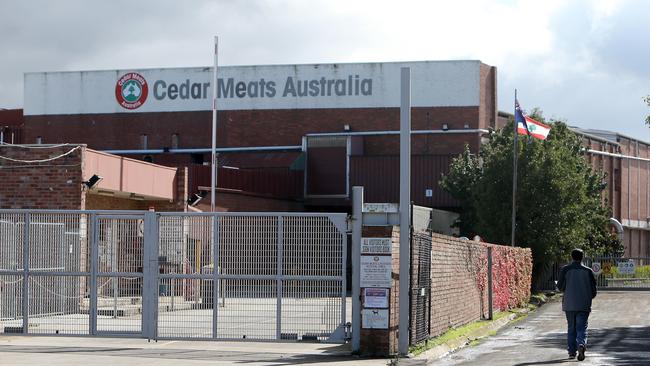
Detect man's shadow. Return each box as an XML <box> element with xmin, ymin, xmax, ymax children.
<box><xmin>514</xmin><ymin>326</ymin><xmax>650</xmax><ymax>366</ymax></box>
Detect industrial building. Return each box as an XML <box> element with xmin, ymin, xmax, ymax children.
<box><xmin>0</xmin><ymin>60</ymin><xmax>648</xmax><ymax>255</ymax></box>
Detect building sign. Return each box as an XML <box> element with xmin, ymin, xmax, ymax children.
<box><xmin>360</xmin><ymin>255</ymin><xmax>392</xmax><ymax>288</ymax></box>
<box><xmin>25</xmin><ymin>61</ymin><xmax>482</xmax><ymax>115</ymax></box>
<box><xmin>363</xmin><ymin>288</ymin><xmax>389</xmax><ymax>308</ymax></box>
<box><xmin>363</xmin><ymin>203</ymin><xmax>398</xmax><ymax>213</ymax></box>
<box><xmin>361</xmin><ymin>237</ymin><xmax>392</xmax><ymax>255</ymax></box>
<box><xmin>362</xmin><ymin>309</ymin><xmax>389</xmax><ymax>329</ymax></box>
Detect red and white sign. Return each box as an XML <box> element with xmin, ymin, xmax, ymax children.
<box><xmin>115</xmin><ymin>72</ymin><xmax>149</xmax><ymax>110</ymax></box>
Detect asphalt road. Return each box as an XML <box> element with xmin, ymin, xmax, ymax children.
<box><xmin>432</xmin><ymin>291</ymin><xmax>650</xmax><ymax>366</ymax></box>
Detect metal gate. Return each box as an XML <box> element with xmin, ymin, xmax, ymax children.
<box><xmin>0</xmin><ymin>210</ymin><xmax>348</xmax><ymax>342</ymax></box>
<box><xmin>584</xmin><ymin>257</ymin><xmax>650</xmax><ymax>290</ymax></box>
<box><xmin>409</xmin><ymin>232</ymin><xmax>432</xmax><ymax>345</ymax></box>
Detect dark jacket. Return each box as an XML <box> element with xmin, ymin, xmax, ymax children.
<box><xmin>557</xmin><ymin>261</ymin><xmax>597</xmax><ymax>312</ymax></box>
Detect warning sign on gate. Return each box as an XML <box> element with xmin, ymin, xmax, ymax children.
<box><xmin>591</xmin><ymin>262</ymin><xmax>602</xmax><ymax>276</ymax></box>
<box><xmin>617</xmin><ymin>260</ymin><xmax>636</xmax><ymax>275</ymax></box>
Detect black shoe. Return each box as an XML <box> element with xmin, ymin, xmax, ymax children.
<box><xmin>568</xmin><ymin>353</ymin><xmax>576</xmax><ymax>360</ymax></box>
<box><xmin>577</xmin><ymin>344</ymin><xmax>586</xmax><ymax>361</ymax></box>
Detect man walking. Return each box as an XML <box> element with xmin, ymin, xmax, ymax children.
<box><xmin>557</xmin><ymin>248</ymin><xmax>597</xmax><ymax>361</ymax></box>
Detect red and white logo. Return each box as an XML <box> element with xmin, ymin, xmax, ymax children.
<box><xmin>115</xmin><ymin>73</ymin><xmax>148</xmax><ymax>109</ymax></box>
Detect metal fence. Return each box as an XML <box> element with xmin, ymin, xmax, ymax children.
<box><xmin>584</xmin><ymin>257</ymin><xmax>650</xmax><ymax>290</ymax></box>
<box><xmin>410</xmin><ymin>232</ymin><xmax>432</xmax><ymax>345</ymax></box>
<box><xmin>0</xmin><ymin>210</ymin><xmax>349</xmax><ymax>342</ymax></box>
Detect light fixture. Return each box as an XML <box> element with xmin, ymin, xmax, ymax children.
<box><xmin>442</xmin><ymin>123</ymin><xmax>449</xmax><ymax>131</ymax></box>
<box><xmin>83</xmin><ymin>174</ymin><xmax>103</xmax><ymax>189</ymax></box>
<box><xmin>188</xmin><ymin>192</ymin><xmax>205</xmax><ymax>206</ymax></box>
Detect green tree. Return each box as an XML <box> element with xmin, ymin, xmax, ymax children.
<box><xmin>441</xmin><ymin>113</ymin><xmax>622</xmax><ymax>285</ymax></box>
<box><xmin>645</xmin><ymin>95</ymin><xmax>650</xmax><ymax>126</ymax></box>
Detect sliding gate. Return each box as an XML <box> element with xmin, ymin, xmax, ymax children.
<box><xmin>0</xmin><ymin>210</ymin><xmax>348</xmax><ymax>342</ymax></box>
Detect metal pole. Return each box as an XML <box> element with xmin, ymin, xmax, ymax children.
<box><xmin>487</xmin><ymin>247</ymin><xmax>493</xmax><ymax>320</ymax></box>
<box><xmin>398</xmin><ymin>67</ymin><xmax>411</xmax><ymax>355</ymax></box>
<box><xmin>511</xmin><ymin>90</ymin><xmax>518</xmax><ymax>247</ymax></box>
<box><xmin>211</xmin><ymin>36</ymin><xmax>219</xmax><ymax>212</ymax></box>
<box><xmin>276</xmin><ymin>216</ymin><xmax>283</xmax><ymax>340</ymax></box>
<box><xmin>22</xmin><ymin>213</ymin><xmax>30</xmax><ymax>334</ymax></box>
<box><xmin>351</xmin><ymin>186</ymin><xmax>363</xmax><ymax>353</ymax></box>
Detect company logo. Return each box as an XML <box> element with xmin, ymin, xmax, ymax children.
<box><xmin>115</xmin><ymin>73</ymin><xmax>148</xmax><ymax>109</ymax></box>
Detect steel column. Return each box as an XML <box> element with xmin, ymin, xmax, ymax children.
<box><xmin>398</xmin><ymin>67</ymin><xmax>412</xmax><ymax>355</ymax></box>
<box><xmin>351</xmin><ymin>186</ymin><xmax>363</xmax><ymax>352</ymax></box>
<box><xmin>21</xmin><ymin>213</ymin><xmax>30</xmax><ymax>334</ymax></box>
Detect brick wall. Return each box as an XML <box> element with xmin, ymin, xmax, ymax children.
<box><xmin>24</xmin><ymin>106</ymin><xmax>484</xmax><ymax>151</ymax></box>
<box><xmin>0</xmin><ymin>144</ymin><xmax>85</xmax><ymax>209</ymax></box>
<box><xmin>426</xmin><ymin>233</ymin><xmax>532</xmax><ymax>339</ymax></box>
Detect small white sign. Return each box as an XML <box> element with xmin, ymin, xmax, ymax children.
<box><xmin>425</xmin><ymin>189</ymin><xmax>433</xmax><ymax>197</ymax></box>
<box><xmin>617</xmin><ymin>260</ymin><xmax>636</xmax><ymax>275</ymax></box>
<box><xmin>361</xmin><ymin>238</ymin><xmax>392</xmax><ymax>255</ymax></box>
<box><xmin>361</xmin><ymin>255</ymin><xmax>393</xmax><ymax>288</ymax></box>
<box><xmin>591</xmin><ymin>262</ymin><xmax>602</xmax><ymax>275</ymax></box>
<box><xmin>362</xmin><ymin>309</ymin><xmax>389</xmax><ymax>329</ymax></box>
<box><xmin>364</xmin><ymin>288</ymin><xmax>389</xmax><ymax>308</ymax></box>
<box><xmin>363</xmin><ymin>203</ymin><xmax>398</xmax><ymax>213</ymax></box>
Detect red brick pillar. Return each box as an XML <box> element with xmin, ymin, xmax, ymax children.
<box><xmin>359</xmin><ymin>226</ymin><xmax>401</xmax><ymax>356</ymax></box>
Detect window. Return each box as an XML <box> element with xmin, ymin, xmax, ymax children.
<box><xmin>171</xmin><ymin>133</ymin><xmax>179</xmax><ymax>149</ymax></box>
<box><xmin>191</xmin><ymin>153</ymin><xmax>204</xmax><ymax>164</ymax></box>
<box><xmin>36</xmin><ymin>136</ymin><xmax>42</xmax><ymax>144</ymax></box>
<box><xmin>141</xmin><ymin>134</ymin><xmax>148</xmax><ymax>149</ymax></box>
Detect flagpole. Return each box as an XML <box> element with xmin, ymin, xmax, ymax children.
<box><xmin>211</xmin><ymin>36</ymin><xmax>218</xmax><ymax>212</ymax></box>
<box><xmin>511</xmin><ymin>89</ymin><xmax>518</xmax><ymax>247</ymax></box>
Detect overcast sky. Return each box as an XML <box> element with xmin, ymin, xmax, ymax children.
<box><xmin>1</xmin><ymin>0</ymin><xmax>648</xmax><ymax>138</ymax></box>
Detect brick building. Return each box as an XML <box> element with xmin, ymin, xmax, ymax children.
<box><xmin>0</xmin><ymin>144</ymin><xmax>187</xmax><ymax>211</ymax></box>
<box><xmin>20</xmin><ymin>60</ymin><xmax>497</xmax><ymax>210</ymax></box>
<box><xmin>5</xmin><ymin>59</ymin><xmax>648</xmax><ymax>255</ymax></box>
<box><xmin>576</xmin><ymin>128</ymin><xmax>650</xmax><ymax>257</ymax></box>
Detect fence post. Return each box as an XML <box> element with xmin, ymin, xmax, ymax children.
<box><xmin>487</xmin><ymin>246</ymin><xmax>493</xmax><ymax>320</ymax></box>
<box><xmin>22</xmin><ymin>212</ymin><xmax>30</xmax><ymax>334</ymax></box>
<box><xmin>89</xmin><ymin>214</ymin><xmax>98</xmax><ymax>335</ymax></box>
<box><xmin>351</xmin><ymin>186</ymin><xmax>363</xmax><ymax>353</ymax></box>
<box><xmin>276</xmin><ymin>215</ymin><xmax>284</xmax><ymax>340</ymax></box>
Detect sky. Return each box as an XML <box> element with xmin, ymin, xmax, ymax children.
<box><xmin>1</xmin><ymin>0</ymin><xmax>648</xmax><ymax>138</ymax></box>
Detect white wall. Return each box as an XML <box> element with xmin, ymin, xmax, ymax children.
<box><xmin>24</xmin><ymin>60</ymin><xmax>481</xmax><ymax>116</ymax></box>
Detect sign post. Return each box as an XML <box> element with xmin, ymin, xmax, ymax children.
<box><xmin>398</xmin><ymin>67</ymin><xmax>411</xmax><ymax>356</ymax></box>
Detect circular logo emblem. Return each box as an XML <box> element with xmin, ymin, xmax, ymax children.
<box><xmin>115</xmin><ymin>72</ymin><xmax>148</xmax><ymax>109</ymax></box>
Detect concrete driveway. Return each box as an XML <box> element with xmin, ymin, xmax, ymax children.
<box><xmin>432</xmin><ymin>291</ymin><xmax>650</xmax><ymax>365</ymax></box>
<box><xmin>0</xmin><ymin>336</ymin><xmax>389</xmax><ymax>366</ymax></box>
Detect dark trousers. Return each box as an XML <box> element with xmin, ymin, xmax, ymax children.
<box><xmin>565</xmin><ymin>311</ymin><xmax>590</xmax><ymax>354</ymax></box>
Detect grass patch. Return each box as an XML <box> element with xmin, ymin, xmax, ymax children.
<box><xmin>409</xmin><ymin>293</ymin><xmax>554</xmax><ymax>357</ymax></box>
<box><xmin>409</xmin><ymin>311</ymin><xmax>514</xmax><ymax>356</ymax></box>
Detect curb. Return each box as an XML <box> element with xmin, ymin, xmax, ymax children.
<box><xmin>412</xmin><ymin>312</ymin><xmax>518</xmax><ymax>362</ymax></box>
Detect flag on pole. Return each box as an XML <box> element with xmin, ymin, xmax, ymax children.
<box><xmin>515</xmin><ymin>99</ymin><xmax>551</xmax><ymax>140</ymax></box>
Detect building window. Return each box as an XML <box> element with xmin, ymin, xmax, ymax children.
<box><xmin>141</xmin><ymin>134</ymin><xmax>148</xmax><ymax>149</ymax></box>
<box><xmin>36</xmin><ymin>136</ymin><xmax>42</xmax><ymax>144</ymax></box>
<box><xmin>171</xmin><ymin>133</ymin><xmax>179</xmax><ymax>149</ymax></box>
<box><xmin>191</xmin><ymin>153</ymin><xmax>204</xmax><ymax>164</ymax></box>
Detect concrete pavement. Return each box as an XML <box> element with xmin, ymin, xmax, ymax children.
<box><xmin>2</xmin><ymin>291</ymin><xmax>648</xmax><ymax>365</ymax></box>
<box><xmin>0</xmin><ymin>336</ymin><xmax>391</xmax><ymax>365</ymax></box>
<box><xmin>431</xmin><ymin>291</ymin><xmax>650</xmax><ymax>365</ymax></box>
